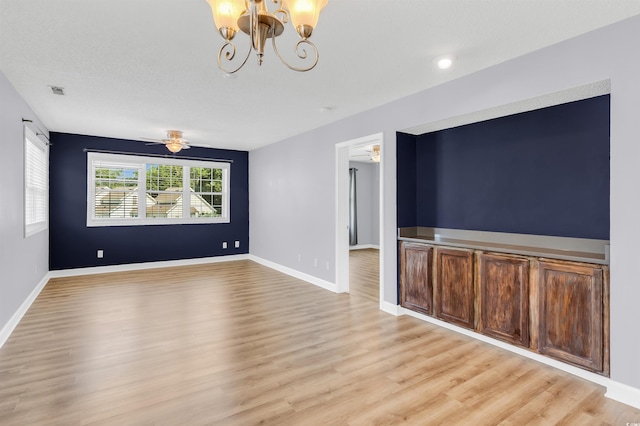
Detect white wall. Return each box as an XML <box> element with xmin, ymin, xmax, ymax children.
<box><xmin>250</xmin><ymin>15</ymin><xmax>640</xmax><ymax>390</ymax></box>
<box><xmin>349</xmin><ymin>161</ymin><xmax>379</xmax><ymax>247</ymax></box>
<box><xmin>0</xmin><ymin>72</ymin><xmax>49</xmax><ymax>343</ymax></box>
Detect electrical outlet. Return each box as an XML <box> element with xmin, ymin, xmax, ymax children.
<box><xmin>97</xmin><ymin>250</ymin><xmax>104</xmax><ymax>258</ymax></box>
<box><xmin>222</xmin><ymin>242</ymin><xmax>227</xmax><ymax>249</ymax></box>
<box><xmin>234</xmin><ymin>240</ymin><xmax>240</xmax><ymax>248</ymax></box>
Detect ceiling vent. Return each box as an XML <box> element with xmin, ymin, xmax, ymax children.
<box><xmin>49</xmin><ymin>86</ymin><xmax>65</xmax><ymax>95</ymax></box>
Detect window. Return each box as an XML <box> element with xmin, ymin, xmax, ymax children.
<box><xmin>87</xmin><ymin>153</ymin><xmax>230</xmax><ymax>226</ymax></box>
<box><xmin>24</xmin><ymin>126</ymin><xmax>48</xmax><ymax>237</ymax></box>
<box><xmin>189</xmin><ymin>166</ymin><xmax>224</xmax><ymax>218</ymax></box>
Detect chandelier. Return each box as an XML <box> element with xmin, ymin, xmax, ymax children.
<box><xmin>205</xmin><ymin>0</ymin><xmax>328</xmax><ymax>73</ymax></box>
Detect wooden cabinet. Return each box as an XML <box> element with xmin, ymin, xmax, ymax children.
<box><xmin>399</xmin><ymin>243</ymin><xmax>434</xmax><ymax>315</ymax></box>
<box><xmin>536</xmin><ymin>260</ymin><xmax>606</xmax><ymax>373</ymax></box>
<box><xmin>477</xmin><ymin>253</ymin><xmax>530</xmax><ymax>347</ymax></box>
<box><xmin>398</xmin><ymin>241</ymin><xmax>609</xmax><ymax>375</ymax></box>
<box><xmin>434</xmin><ymin>247</ymin><xmax>475</xmax><ymax>329</ymax></box>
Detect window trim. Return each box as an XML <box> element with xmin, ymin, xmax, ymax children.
<box><xmin>87</xmin><ymin>152</ymin><xmax>230</xmax><ymax>227</ymax></box>
<box><xmin>24</xmin><ymin>126</ymin><xmax>49</xmax><ymax>237</ymax></box>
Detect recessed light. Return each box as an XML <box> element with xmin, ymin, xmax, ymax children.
<box><xmin>49</xmin><ymin>85</ymin><xmax>65</xmax><ymax>95</ymax></box>
<box><xmin>319</xmin><ymin>106</ymin><xmax>333</xmax><ymax>113</ymax></box>
<box><xmin>434</xmin><ymin>55</ymin><xmax>455</xmax><ymax>70</ymax></box>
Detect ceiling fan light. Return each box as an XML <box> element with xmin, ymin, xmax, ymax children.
<box><xmin>371</xmin><ymin>145</ymin><xmax>380</xmax><ymax>163</ymax></box>
<box><xmin>285</xmin><ymin>0</ymin><xmax>328</xmax><ymax>38</ymax></box>
<box><xmin>166</xmin><ymin>141</ymin><xmax>183</xmax><ymax>153</ymax></box>
<box><xmin>206</xmin><ymin>0</ymin><xmax>245</xmax><ymax>40</ymax></box>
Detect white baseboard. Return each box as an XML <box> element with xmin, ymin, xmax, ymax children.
<box><xmin>248</xmin><ymin>255</ymin><xmax>338</xmax><ymax>293</ymax></box>
<box><xmin>349</xmin><ymin>244</ymin><xmax>380</xmax><ymax>251</ymax></box>
<box><xmin>399</xmin><ymin>307</ymin><xmax>640</xmax><ymax>409</ymax></box>
<box><xmin>0</xmin><ymin>272</ymin><xmax>50</xmax><ymax>349</ymax></box>
<box><xmin>605</xmin><ymin>379</ymin><xmax>640</xmax><ymax>409</ymax></box>
<box><xmin>49</xmin><ymin>254</ymin><xmax>250</xmax><ymax>278</ymax></box>
<box><xmin>380</xmin><ymin>300</ymin><xmax>402</xmax><ymax>316</ymax></box>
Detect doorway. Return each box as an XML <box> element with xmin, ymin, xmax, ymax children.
<box><xmin>335</xmin><ymin>133</ymin><xmax>384</xmax><ymax>306</ymax></box>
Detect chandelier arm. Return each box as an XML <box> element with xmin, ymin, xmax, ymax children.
<box><xmin>271</xmin><ymin>37</ymin><xmax>319</xmax><ymax>72</ymax></box>
<box><xmin>272</xmin><ymin>0</ymin><xmax>289</xmax><ymax>23</ymax></box>
<box><xmin>217</xmin><ymin>40</ymin><xmax>253</xmax><ymax>74</ymax></box>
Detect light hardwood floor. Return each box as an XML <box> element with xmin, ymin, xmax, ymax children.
<box><xmin>1</xmin><ymin>256</ymin><xmax>639</xmax><ymax>425</ymax></box>
<box><xmin>349</xmin><ymin>248</ymin><xmax>380</xmax><ymax>303</ymax></box>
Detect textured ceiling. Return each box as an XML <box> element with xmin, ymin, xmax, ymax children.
<box><xmin>1</xmin><ymin>0</ymin><xmax>639</xmax><ymax>151</ymax></box>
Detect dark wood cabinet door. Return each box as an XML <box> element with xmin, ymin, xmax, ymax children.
<box><xmin>477</xmin><ymin>253</ymin><xmax>529</xmax><ymax>347</ymax></box>
<box><xmin>538</xmin><ymin>260</ymin><xmax>603</xmax><ymax>372</ymax></box>
<box><xmin>400</xmin><ymin>243</ymin><xmax>433</xmax><ymax>315</ymax></box>
<box><xmin>434</xmin><ymin>247</ymin><xmax>474</xmax><ymax>329</ymax></box>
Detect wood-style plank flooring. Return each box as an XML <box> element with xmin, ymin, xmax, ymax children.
<box><xmin>349</xmin><ymin>248</ymin><xmax>380</xmax><ymax>303</ymax></box>
<box><xmin>1</xmin><ymin>255</ymin><xmax>639</xmax><ymax>425</ymax></box>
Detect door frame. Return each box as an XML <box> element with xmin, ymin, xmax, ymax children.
<box><xmin>335</xmin><ymin>132</ymin><xmax>384</xmax><ymax>303</ymax></box>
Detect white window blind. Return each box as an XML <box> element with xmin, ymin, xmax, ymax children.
<box><xmin>24</xmin><ymin>126</ymin><xmax>48</xmax><ymax>237</ymax></box>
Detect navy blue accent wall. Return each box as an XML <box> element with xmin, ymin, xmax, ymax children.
<box><xmin>396</xmin><ymin>132</ymin><xmax>417</xmax><ymax>228</ymax></box>
<box><xmin>49</xmin><ymin>132</ymin><xmax>249</xmax><ymax>270</ymax></box>
<box><xmin>397</xmin><ymin>95</ymin><xmax>610</xmax><ymax>239</ymax></box>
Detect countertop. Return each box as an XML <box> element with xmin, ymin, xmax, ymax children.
<box><xmin>398</xmin><ymin>230</ymin><xmax>608</xmax><ymax>265</ymax></box>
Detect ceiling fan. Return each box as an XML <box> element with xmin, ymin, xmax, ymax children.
<box><xmin>142</xmin><ymin>130</ymin><xmax>191</xmax><ymax>153</ymax></box>
<box><xmin>351</xmin><ymin>145</ymin><xmax>380</xmax><ymax>163</ymax></box>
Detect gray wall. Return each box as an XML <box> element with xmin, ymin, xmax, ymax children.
<box><xmin>349</xmin><ymin>161</ymin><xmax>379</xmax><ymax>247</ymax></box>
<box><xmin>0</xmin><ymin>72</ymin><xmax>49</xmax><ymax>334</ymax></box>
<box><xmin>250</xmin><ymin>138</ymin><xmax>335</xmax><ymax>277</ymax></box>
<box><xmin>250</xmin><ymin>15</ymin><xmax>640</xmax><ymax>390</ymax></box>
